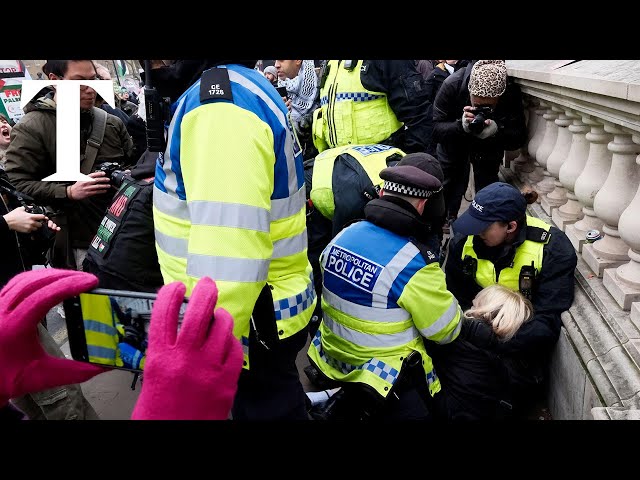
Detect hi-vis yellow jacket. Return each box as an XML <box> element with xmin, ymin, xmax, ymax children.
<box><xmin>81</xmin><ymin>293</ymin><xmax>123</xmax><ymax>367</ymax></box>
<box><xmin>462</xmin><ymin>215</ymin><xmax>551</xmax><ymax>290</ymax></box>
<box><xmin>152</xmin><ymin>64</ymin><xmax>316</xmax><ymax>369</ymax></box>
<box><xmin>310</xmin><ymin>144</ymin><xmax>405</xmax><ymax>220</ymax></box>
<box><xmin>312</xmin><ymin>60</ymin><xmax>403</xmax><ymax>152</ymax></box>
<box><xmin>308</xmin><ymin>221</ymin><xmax>462</xmax><ymax>399</ymax></box>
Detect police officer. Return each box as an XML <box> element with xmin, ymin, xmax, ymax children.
<box><xmin>149</xmin><ymin>60</ymin><xmax>316</xmax><ymax>420</ymax></box>
<box><xmin>444</xmin><ymin>182</ymin><xmax>577</xmax><ymax>415</ymax></box>
<box><xmin>307</xmin><ymin>153</ymin><xmax>462</xmax><ymax>420</ymax></box>
<box><xmin>312</xmin><ymin>60</ymin><xmax>432</xmax><ymax>154</ymax></box>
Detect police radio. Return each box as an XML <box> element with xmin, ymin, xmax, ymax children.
<box><xmin>143</xmin><ymin>60</ymin><xmax>171</xmax><ymax>153</ymax></box>
<box><xmin>462</xmin><ymin>255</ymin><xmax>477</xmax><ymax>278</ymax></box>
<box><xmin>519</xmin><ymin>261</ymin><xmax>536</xmax><ymax>301</ymax></box>
<box><xmin>343</xmin><ymin>60</ymin><xmax>358</xmax><ymax>70</ymax></box>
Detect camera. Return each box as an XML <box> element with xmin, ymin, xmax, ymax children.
<box><xmin>98</xmin><ymin>162</ymin><xmax>128</xmax><ymax>188</ymax></box>
<box><xmin>468</xmin><ymin>106</ymin><xmax>494</xmax><ymax>134</ymax></box>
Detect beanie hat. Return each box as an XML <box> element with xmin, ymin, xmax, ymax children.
<box><xmin>468</xmin><ymin>60</ymin><xmax>507</xmax><ymax>98</ymax></box>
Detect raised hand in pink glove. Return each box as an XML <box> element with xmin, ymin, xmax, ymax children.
<box><xmin>131</xmin><ymin>277</ymin><xmax>243</xmax><ymax>420</ymax></box>
<box><xmin>0</xmin><ymin>268</ymin><xmax>107</xmax><ymax>407</ymax></box>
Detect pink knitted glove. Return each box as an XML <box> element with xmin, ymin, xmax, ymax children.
<box><xmin>0</xmin><ymin>269</ymin><xmax>107</xmax><ymax>407</ymax></box>
<box><xmin>131</xmin><ymin>277</ymin><xmax>243</xmax><ymax>420</ymax></box>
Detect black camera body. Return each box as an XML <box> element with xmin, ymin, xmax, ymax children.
<box><xmin>98</xmin><ymin>162</ymin><xmax>127</xmax><ymax>188</ymax></box>
<box><xmin>468</xmin><ymin>106</ymin><xmax>494</xmax><ymax>134</ymax></box>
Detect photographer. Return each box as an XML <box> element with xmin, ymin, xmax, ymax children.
<box><xmin>432</xmin><ymin>60</ymin><xmax>527</xmax><ymax>227</ymax></box>
<box><xmin>0</xmin><ymin>168</ymin><xmax>60</xmax><ymax>288</ymax></box>
<box><xmin>4</xmin><ymin>60</ymin><xmax>134</xmax><ymax>271</ymax></box>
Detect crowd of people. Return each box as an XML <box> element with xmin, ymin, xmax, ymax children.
<box><xmin>0</xmin><ymin>59</ymin><xmax>577</xmax><ymax>421</ymax></box>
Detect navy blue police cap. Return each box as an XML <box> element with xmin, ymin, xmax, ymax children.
<box><xmin>452</xmin><ymin>182</ymin><xmax>527</xmax><ymax>235</ymax></box>
<box><xmin>379</xmin><ymin>152</ymin><xmax>443</xmax><ymax>199</ymax></box>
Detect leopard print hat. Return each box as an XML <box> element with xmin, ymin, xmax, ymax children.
<box><xmin>468</xmin><ymin>60</ymin><xmax>507</xmax><ymax>98</ymax></box>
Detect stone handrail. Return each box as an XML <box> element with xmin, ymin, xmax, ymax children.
<box><xmin>505</xmin><ymin>60</ymin><xmax>640</xmax><ymax>419</ymax></box>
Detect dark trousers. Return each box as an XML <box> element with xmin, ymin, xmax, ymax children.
<box><xmin>438</xmin><ymin>150</ymin><xmax>502</xmax><ymax>220</ymax></box>
<box><xmin>326</xmin><ymin>383</ymin><xmax>432</xmax><ymax>421</ymax></box>
<box><xmin>231</xmin><ymin>328</ymin><xmax>309</xmax><ymax>420</ymax></box>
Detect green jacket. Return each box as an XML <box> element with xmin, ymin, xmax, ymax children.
<box><xmin>4</xmin><ymin>93</ymin><xmax>134</xmax><ymax>265</ymax></box>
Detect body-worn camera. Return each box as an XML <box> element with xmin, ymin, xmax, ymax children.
<box><xmin>468</xmin><ymin>106</ymin><xmax>494</xmax><ymax>134</ymax></box>
<box><xmin>98</xmin><ymin>162</ymin><xmax>128</xmax><ymax>188</ymax></box>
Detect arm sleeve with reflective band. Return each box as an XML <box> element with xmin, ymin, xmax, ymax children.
<box><xmin>179</xmin><ymin>103</ymin><xmax>274</xmax><ymax>338</ymax></box>
<box><xmin>398</xmin><ymin>262</ymin><xmax>462</xmax><ymax>344</ymax></box>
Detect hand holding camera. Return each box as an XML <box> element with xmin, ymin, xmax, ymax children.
<box><xmin>461</xmin><ymin>106</ymin><xmax>498</xmax><ymax>139</ymax></box>
<box><xmin>3</xmin><ymin>206</ymin><xmax>59</xmax><ymax>234</ymax></box>
<box><xmin>67</xmin><ymin>171</ymin><xmax>112</xmax><ymax>201</ymax></box>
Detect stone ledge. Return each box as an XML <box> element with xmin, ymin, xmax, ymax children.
<box><xmin>592</xmin><ymin>406</ymin><xmax>640</xmax><ymax>420</ymax></box>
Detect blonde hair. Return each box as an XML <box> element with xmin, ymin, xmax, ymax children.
<box><xmin>464</xmin><ymin>285</ymin><xmax>532</xmax><ymax>341</ymax></box>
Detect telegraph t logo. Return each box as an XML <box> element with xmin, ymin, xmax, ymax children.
<box><xmin>20</xmin><ymin>80</ymin><xmax>116</xmax><ymax>181</ymax></box>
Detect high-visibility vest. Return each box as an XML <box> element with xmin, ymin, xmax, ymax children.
<box><xmin>310</xmin><ymin>144</ymin><xmax>405</xmax><ymax>220</ymax></box>
<box><xmin>152</xmin><ymin>64</ymin><xmax>316</xmax><ymax>369</ymax></box>
<box><xmin>81</xmin><ymin>293</ymin><xmax>123</xmax><ymax>367</ymax></box>
<box><xmin>308</xmin><ymin>220</ymin><xmax>462</xmax><ymax>399</ymax></box>
<box><xmin>312</xmin><ymin>60</ymin><xmax>403</xmax><ymax>153</ymax></box>
<box><xmin>461</xmin><ymin>215</ymin><xmax>551</xmax><ymax>291</ymax></box>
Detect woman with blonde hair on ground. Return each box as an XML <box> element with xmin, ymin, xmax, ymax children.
<box><xmin>429</xmin><ymin>284</ymin><xmax>534</xmax><ymax>420</ymax></box>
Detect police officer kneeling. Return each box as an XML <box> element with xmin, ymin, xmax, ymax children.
<box><xmin>307</xmin><ymin>153</ymin><xmax>462</xmax><ymax>420</ymax></box>
<box><xmin>444</xmin><ymin>182</ymin><xmax>577</xmax><ymax>416</ymax></box>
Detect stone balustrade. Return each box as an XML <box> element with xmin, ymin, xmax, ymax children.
<box><xmin>506</xmin><ymin>60</ymin><xmax>640</xmax><ymax>419</ymax></box>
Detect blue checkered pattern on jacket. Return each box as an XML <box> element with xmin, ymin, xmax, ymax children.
<box><xmin>311</xmin><ymin>330</ymin><xmax>399</xmax><ymax>383</ymax></box>
<box><xmin>241</xmin><ymin>336</ymin><xmax>249</xmax><ymax>356</ymax></box>
<box><xmin>320</xmin><ymin>92</ymin><xmax>385</xmax><ymax>106</ymax></box>
<box><xmin>274</xmin><ymin>278</ymin><xmax>316</xmax><ymax>320</ymax></box>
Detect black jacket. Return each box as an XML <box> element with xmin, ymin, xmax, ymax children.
<box><xmin>430</xmin><ymin>318</ymin><xmax>518</xmax><ymax>420</ymax></box>
<box><xmin>431</xmin><ymin>62</ymin><xmax>527</xmax><ymax>167</ymax></box>
<box><xmin>445</xmin><ymin>221</ymin><xmax>577</xmax><ymax>357</ymax></box>
<box><xmin>83</xmin><ymin>150</ymin><xmax>162</xmax><ymax>292</ymax></box>
<box><xmin>358</xmin><ymin>60</ymin><xmax>432</xmax><ymax>154</ymax></box>
<box><xmin>0</xmin><ymin>169</ymin><xmax>50</xmax><ymax>289</ymax></box>
<box><xmin>423</xmin><ymin>61</ymin><xmax>470</xmax><ymax>155</ymax></box>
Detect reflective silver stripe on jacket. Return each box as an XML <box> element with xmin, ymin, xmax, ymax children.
<box><xmin>186</xmin><ymin>254</ymin><xmax>270</xmax><ymax>283</ymax></box>
<box><xmin>322</xmin><ymin>287</ymin><xmax>410</xmax><ymax>323</ymax></box>
<box><xmin>155</xmin><ymin>180</ymin><xmax>304</xmax><ymax>226</ymax></box>
<box><xmin>273</xmin><ymin>229</ymin><xmax>307</xmax><ymax>259</ymax></box>
<box><xmin>83</xmin><ymin>320</ymin><xmax>117</xmax><ymax>336</ymax></box>
<box><xmin>87</xmin><ymin>345</ymin><xmax>117</xmax><ymax>360</ymax></box>
<box><xmin>323</xmin><ymin>312</ymin><xmax>419</xmax><ymax>348</ymax></box>
<box><xmin>418</xmin><ymin>300</ymin><xmax>461</xmax><ymax>342</ymax></box>
<box><xmin>271</xmin><ymin>186</ymin><xmax>305</xmax><ymax>221</ymax></box>
<box><xmin>371</xmin><ymin>242</ymin><xmax>420</xmax><ymax>308</ymax></box>
<box><xmin>155</xmin><ymin>229</ymin><xmax>188</xmax><ymax>258</ymax></box>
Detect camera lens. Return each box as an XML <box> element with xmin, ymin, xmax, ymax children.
<box><xmin>111</xmin><ymin>170</ymin><xmax>127</xmax><ymax>188</ymax></box>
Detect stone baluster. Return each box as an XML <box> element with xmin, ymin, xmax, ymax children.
<box><xmin>534</xmin><ymin>105</ymin><xmax>560</xmax><ymax>199</ymax></box>
<box><xmin>602</xmin><ymin>133</ymin><xmax>640</xmax><ymax>310</ymax></box>
<box><xmin>541</xmin><ymin>109</ymin><xmax>575</xmax><ymax>215</ymax></box>
<box><xmin>525</xmin><ymin>100</ymin><xmax>549</xmax><ymax>184</ymax></box>
<box><xmin>583</xmin><ymin>124</ymin><xmax>640</xmax><ymax>277</ymax></box>
<box><xmin>552</xmin><ymin>113</ymin><xmax>591</xmax><ymax>231</ymax></box>
<box><xmin>566</xmin><ymin>117</ymin><xmax>613</xmax><ymax>252</ymax></box>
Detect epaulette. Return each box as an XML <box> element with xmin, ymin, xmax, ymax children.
<box><xmin>526</xmin><ymin>225</ymin><xmax>551</xmax><ymax>243</ymax></box>
<box><xmin>200</xmin><ymin>67</ymin><xmax>233</xmax><ymax>103</ymax></box>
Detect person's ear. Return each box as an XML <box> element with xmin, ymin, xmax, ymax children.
<box><xmin>416</xmin><ymin>198</ymin><xmax>428</xmax><ymax>215</ymax></box>
<box><xmin>506</xmin><ymin>220</ymin><xmax>517</xmax><ymax>233</ymax></box>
